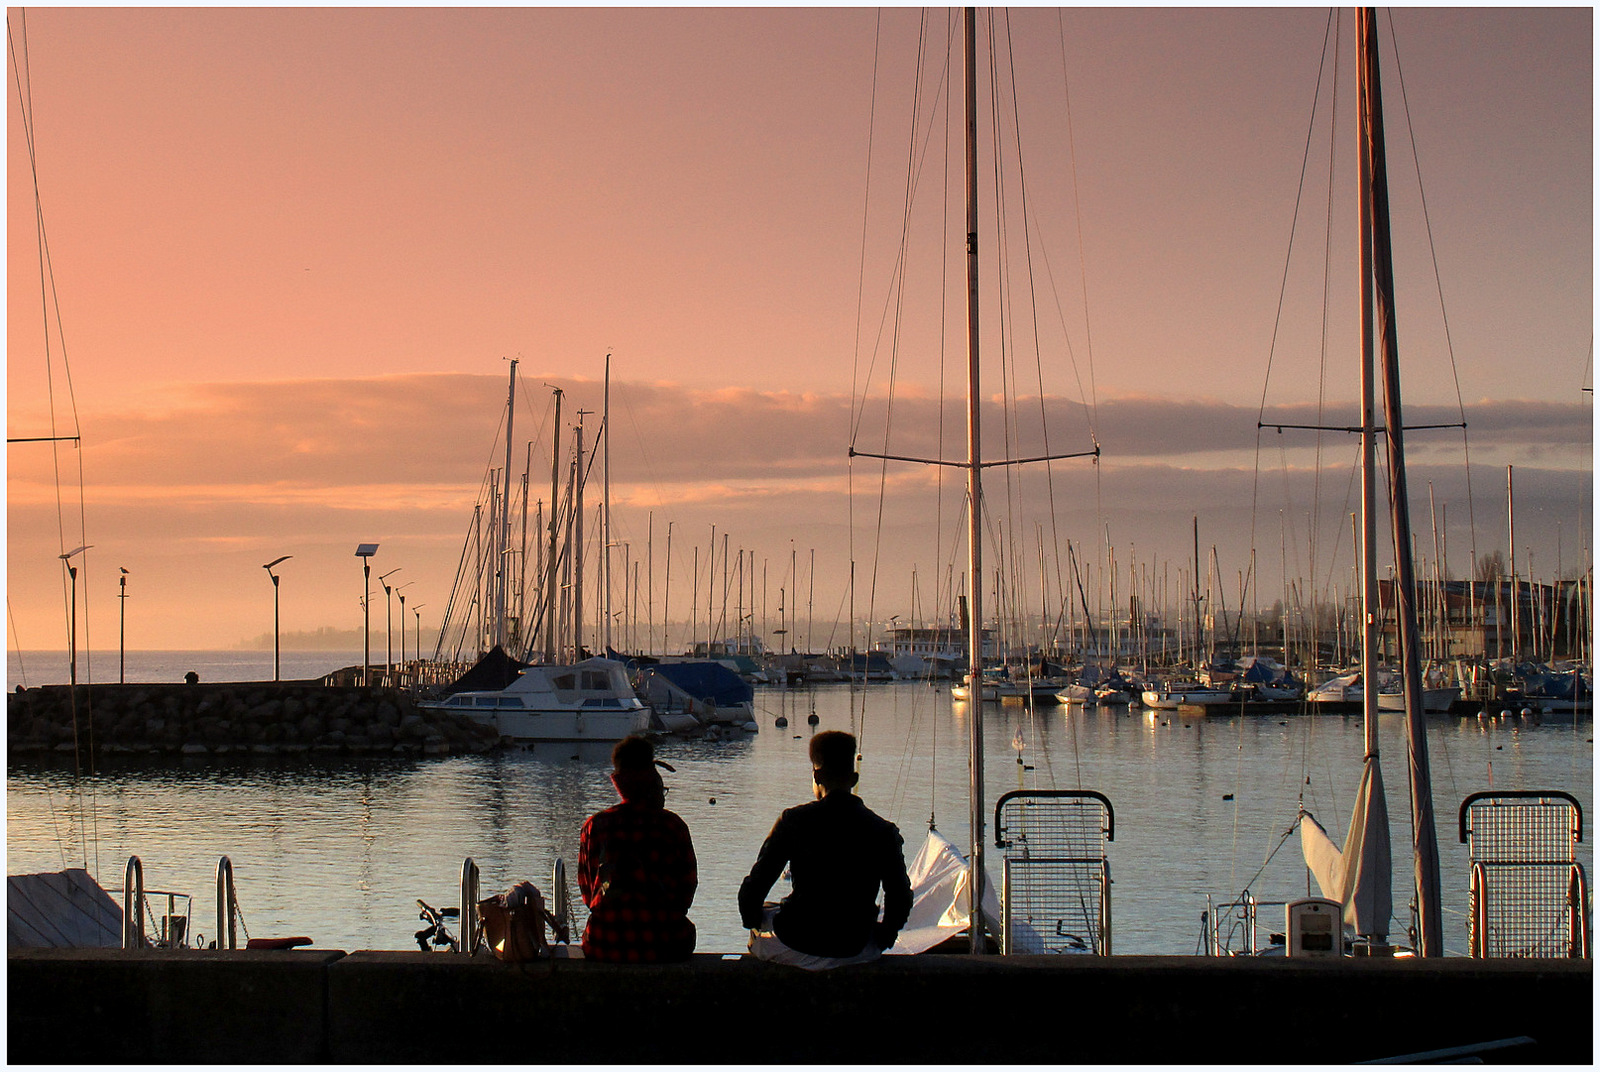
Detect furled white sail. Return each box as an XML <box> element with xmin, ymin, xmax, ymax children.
<box><xmin>1299</xmin><ymin>758</ymin><xmax>1393</xmax><ymax>938</ymax></box>
<box><xmin>886</xmin><ymin>828</ymin><xmax>1003</xmax><ymax>955</ymax></box>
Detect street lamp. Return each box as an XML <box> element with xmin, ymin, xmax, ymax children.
<box><xmin>59</xmin><ymin>545</ymin><xmax>92</xmax><ymax>687</ymax></box>
<box><xmin>118</xmin><ymin>568</ymin><xmax>130</xmax><ymax>683</ymax></box>
<box><xmin>356</xmin><ymin>544</ymin><xmax>379</xmax><ymax>685</ymax></box>
<box><xmin>264</xmin><ymin>556</ymin><xmax>292</xmax><ymax>682</ymax></box>
<box><xmin>379</xmin><ymin>568</ymin><xmax>403</xmax><ymax>680</ymax></box>
<box><xmin>412</xmin><ymin>605</ymin><xmax>426</xmax><ymax>681</ymax></box>
<box><xmin>395</xmin><ymin>582</ymin><xmax>414</xmax><ymax>672</ymax></box>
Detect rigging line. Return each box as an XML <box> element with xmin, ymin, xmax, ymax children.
<box><xmin>1053</xmin><ymin>8</ymin><xmax>1101</xmax><ymax>443</ymax></box>
<box><xmin>861</xmin><ymin>12</ymin><xmax>937</xmax><ymax>681</ymax></box>
<box><xmin>1250</xmin><ymin>14</ymin><xmax>1336</xmax><ymax>607</ymax></box>
<box><xmin>848</xmin><ymin>7</ymin><xmax>883</xmax><ymax>443</ymax></box>
<box><xmin>14</xmin><ymin>9</ymin><xmax>99</xmax><ymax>871</ymax></box>
<box><xmin>1003</xmin><ymin>9</ymin><xmax>1073</xmax><ymax>646</ymax></box>
<box><xmin>1381</xmin><ymin>9</ymin><xmax>1482</xmax><ymax>600</ymax></box>
<box><xmin>849</xmin><ymin>12</ymin><xmax>950</xmax><ymax>449</ymax></box>
<box><xmin>1308</xmin><ymin>10</ymin><xmax>1347</xmax><ymax>641</ymax></box>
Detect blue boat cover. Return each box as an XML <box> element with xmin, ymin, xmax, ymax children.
<box><xmin>654</xmin><ymin>661</ymin><xmax>754</xmax><ymax>705</ymax></box>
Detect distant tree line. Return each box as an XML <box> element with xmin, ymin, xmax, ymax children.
<box><xmin>235</xmin><ymin>626</ymin><xmax>440</xmax><ymax>651</ymax></box>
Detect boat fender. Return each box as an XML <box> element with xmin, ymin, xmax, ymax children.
<box><xmin>806</xmin><ymin>713</ymin><xmax>819</xmax><ymax>726</ymax></box>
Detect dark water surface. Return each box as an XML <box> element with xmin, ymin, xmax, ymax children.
<box><xmin>7</xmin><ymin>675</ymin><xmax>1591</xmax><ymax>955</ymax></box>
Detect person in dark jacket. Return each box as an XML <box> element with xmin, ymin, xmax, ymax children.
<box><xmin>578</xmin><ymin>736</ymin><xmax>697</xmax><ymax>961</ymax></box>
<box><xmin>738</xmin><ymin>730</ymin><xmax>912</xmax><ymax>968</ymax></box>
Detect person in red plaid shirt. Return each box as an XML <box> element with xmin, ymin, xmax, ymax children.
<box><xmin>578</xmin><ymin>736</ymin><xmax>697</xmax><ymax>961</ymax></box>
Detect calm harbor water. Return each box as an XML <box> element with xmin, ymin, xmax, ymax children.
<box><xmin>7</xmin><ymin>653</ymin><xmax>1592</xmax><ymax>955</ymax></box>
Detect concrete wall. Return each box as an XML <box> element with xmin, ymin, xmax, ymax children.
<box><xmin>9</xmin><ymin>948</ymin><xmax>1592</xmax><ymax>1064</ymax></box>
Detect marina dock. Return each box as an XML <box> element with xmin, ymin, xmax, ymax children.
<box><xmin>8</xmin><ymin>946</ymin><xmax>1590</xmax><ymax>1064</ymax></box>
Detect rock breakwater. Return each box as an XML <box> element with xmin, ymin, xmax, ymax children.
<box><xmin>7</xmin><ymin>682</ymin><xmax>500</xmax><ymax>758</ymax></box>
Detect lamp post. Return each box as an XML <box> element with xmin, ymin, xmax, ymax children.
<box><xmin>59</xmin><ymin>545</ymin><xmax>92</xmax><ymax>687</ymax></box>
<box><xmin>118</xmin><ymin>568</ymin><xmax>129</xmax><ymax>683</ymax></box>
<box><xmin>263</xmin><ymin>556</ymin><xmax>292</xmax><ymax>682</ymax></box>
<box><xmin>412</xmin><ymin>604</ymin><xmax>426</xmax><ymax>682</ymax></box>
<box><xmin>379</xmin><ymin>567</ymin><xmax>402</xmax><ymax>680</ymax></box>
<box><xmin>395</xmin><ymin>582</ymin><xmax>414</xmax><ymax>675</ymax></box>
<box><xmin>356</xmin><ymin>544</ymin><xmax>379</xmax><ymax>686</ymax></box>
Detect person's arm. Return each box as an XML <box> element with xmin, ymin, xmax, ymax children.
<box><xmin>874</xmin><ymin>826</ymin><xmax>914</xmax><ymax>949</ymax></box>
<box><xmin>737</xmin><ymin>814</ymin><xmax>789</xmax><ymax>930</ymax></box>
<box><xmin>578</xmin><ymin>814</ymin><xmax>603</xmax><ymax>908</ymax></box>
<box><xmin>667</xmin><ymin>813</ymin><xmax>697</xmax><ymax>914</ymax></box>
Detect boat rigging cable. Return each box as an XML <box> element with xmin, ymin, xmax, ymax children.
<box><xmin>8</xmin><ymin>8</ymin><xmax>103</xmax><ymax>877</ymax></box>
<box><xmin>850</xmin><ymin>10</ymin><xmax>1104</xmax><ymax>832</ymax></box>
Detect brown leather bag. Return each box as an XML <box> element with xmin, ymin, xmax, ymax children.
<box><xmin>477</xmin><ymin>881</ymin><xmax>555</xmax><ymax>963</ymax></box>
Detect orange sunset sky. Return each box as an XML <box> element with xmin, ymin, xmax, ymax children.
<box><xmin>7</xmin><ymin>7</ymin><xmax>1592</xmax><ymax>662</ymax></box>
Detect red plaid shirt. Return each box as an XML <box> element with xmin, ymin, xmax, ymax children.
<box><xmin>579</xmin><ymin>801</ymin><xmax>697</xmax><ymax>962</ymax></box>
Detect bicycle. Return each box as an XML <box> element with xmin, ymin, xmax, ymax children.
<box><xmin>414</xmin><ymin>899</ymin><xmax>460</xmax><ymax>952</ymax></box>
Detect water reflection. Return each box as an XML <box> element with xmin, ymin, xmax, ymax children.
<box><xmin>7</xmin><ymin>684</ymin><xmax>1592</xmax><ymax>955</ymax></box>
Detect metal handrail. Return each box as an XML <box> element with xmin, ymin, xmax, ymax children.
<box><xmin>1468</xmin><ymin>861</ymin><xmax>1487</xmax><ymax>957</ymax></box>
<box><xmin>216</xmin><ymin>856</ymin><xmax>238</xmax><ymax>950</ymax></box>
<box><xmin>551</xmin><ymin>859</ymin><xmax>571</xmax><ymax>944</ymax></box>
<box><xmin>123</xmin><ymin>856</ymin><xmax>145</xmax><ymax>949</ymax></box>
<box><xmin>1569</xmin><ymin>863</ymin><xmax>1589</xmax><ymax>958</ymax></box>
<box><xmin>1100</xmin><ymin>858</ymin><xmax>1113</xmax><ymax>956</ymax></box>
<box><xmin>1458</xmin><ymin>789</ymin><xmax>1584</xmax><ymax>844</ymax></box>
<box><xmin>460</xmin><ymin>857</ymin><xmax>480</xmax><ymax>955</ymax></box>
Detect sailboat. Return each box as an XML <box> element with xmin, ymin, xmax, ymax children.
<box><xmin>423</xmin><ymin>359</ymin><xmax>650</xmax><ymax>743</ymax></box>
<box><xmin>1250</xmin><ymin>8</ymin><xmax>1445</xmax><ymax>956</ymax></box>
<box><xmin>853</xmin><ymin>8</ymin><xmax>1099</xmax><ymax>954</ymax></box>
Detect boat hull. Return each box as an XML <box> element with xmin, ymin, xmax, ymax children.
<box><xmin>1376</xmin><ymin>686</ymin><xmax>1460</xmax><ymax>713</ymax></box>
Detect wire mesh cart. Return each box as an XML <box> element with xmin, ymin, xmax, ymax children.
<box><xmin>993</xmin><ymin>789</ymin><xmax>1114</xmax><ymax>955</ymax></box>
<box><xmin>1459</xmin><ymin>790</ymin><xmax>1589</xmax><ymax>958</ymax></box>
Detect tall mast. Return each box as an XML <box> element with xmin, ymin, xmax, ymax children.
<box><xmin>603</xmin><ymin>354</ymin><xmax>613</xmax><ymax>655</ymax></box>
<box><xmin>573</xmin><ymin>413</ymin><xmax>588</xmax><ymax>661</ymax></box>
<box><xmin>1360</xmin><ymin>5</ymin><xmax>1441</xmax><ymax>954</ymax></box>
<box><xmin>1352</xmin><ymin>6</ymin><xmax>1392</xmax><ymax>945</ymax></box>
<box><xmin>962</xmin><ymin>5</ymin><xmax>987</xmax><ymax>956</ymax></box>
<box><xmin>497</xmin><ymin>359</ymin><xmax>518</xmax><ymax>651</ymax></box>
<box><xmin>544</xmin><ymin>387</ymin><xmax>563</xmax><ymax>663</ymax></box>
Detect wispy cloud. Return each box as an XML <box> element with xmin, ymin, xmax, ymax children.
<box><xmin>8</xmin><ymin>373</ymin><xmax>1589</xmax><ymax>649</ymax></box>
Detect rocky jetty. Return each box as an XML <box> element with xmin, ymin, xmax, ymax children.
<box><xmin>7</xmin><ymin>682</ymin><xmax>500</xmax><ymax>758</ymax></box>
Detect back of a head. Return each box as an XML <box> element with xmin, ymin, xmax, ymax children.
<box><xmin>612</xmin><ymin>734</ymin><xmax>655</xmax><ymax>773</ymax></box>
<box><xmin>809</xmin><ymin>730</ymin><xmax>857</xmax><ymax>781</ymax></box>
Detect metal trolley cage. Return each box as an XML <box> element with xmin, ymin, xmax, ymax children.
<box><xmin>993</xmin><ymin>790</ymin><xmax>1114</xmax><ymax>955</ymax></box>
<box><xmin>1458</xmin><ymin>790</ymin><xmax>1590</xmax><ymax>958</ymax></box>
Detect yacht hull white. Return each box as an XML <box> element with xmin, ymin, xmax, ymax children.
<box><xmin>420</xmin><ymin>658</ymin><xmax>650</xmax><ymax>742</ymax></box>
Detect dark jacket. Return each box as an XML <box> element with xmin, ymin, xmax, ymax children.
<box><xmin>738</xmin><ymin>791</ymin><xmax>913</xmax><ymax>957</ymax></box>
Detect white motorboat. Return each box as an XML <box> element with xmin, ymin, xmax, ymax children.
<box><xmin>419</xmin><ymin>657</ymin><xmax>650</xmax><ymax>742</ymax></box>
<box><xmin>1376</xmin><ymin>685</ymin><xmax>1461</xmax><ymax>714</ymax></box>
<box><xmin>1141</xmin><ymin>682</ymin><xmax>1234</xmax><ymax>710</ymax></box>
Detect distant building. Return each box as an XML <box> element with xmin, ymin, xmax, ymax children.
<box><xmin>1377</xmin><ymin>577</ymin><xmax>1590</xmax><ymax>662</ymax></box>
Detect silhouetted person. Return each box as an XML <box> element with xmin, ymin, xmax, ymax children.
<box><xmin>578</xmin><ymin>735</ymin><xmax>696</xmax><ymax>962</ymax></box>
<box><xmin>739</xmin><ymin>730</ymin><xmax>912</xmax><ymax>969</ymax></box>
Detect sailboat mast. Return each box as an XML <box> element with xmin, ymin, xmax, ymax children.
<box><xmin>961</xmin><ymin>5</ymin><xmax>988</xmax><ymax>956</ymax></box>
<box><xmin>497</xmin><ymin>359</ymin><xmax>518</xmax><ymax>651</ymax></box>
<box><xmin>603</xmin><ymin>354</ymin><xmax>612</xmax><ymax>655</ymax></box>
<box><xmin>544</xmin><ymin>387</ymin><xmax>563</xmax><ymax>663</ymax></box>
<box><xmin>1359</xmin><ymin>5</ymin><xmax>1442</xmax><ymax>955</ymax></box>
<box><xmin>573</xmin><ymin>414</ymin><xmax>587</xmax><ymax>661</ymax></box>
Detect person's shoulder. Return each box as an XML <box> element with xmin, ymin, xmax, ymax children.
<box><xmin>854</xmin><ymin>799</ymin><xmax>903</xmax><ymax>836</ymax></box>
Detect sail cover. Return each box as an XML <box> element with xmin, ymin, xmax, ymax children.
<box><xmin>886</xmin><ymin>828</ymin><xmax>1003</xmax><ymax>955</ymax></box>
<box><xmin>1300</xmin><ymin>757</ymin><xmax>1393</xmax><ymax>938</ymax></box>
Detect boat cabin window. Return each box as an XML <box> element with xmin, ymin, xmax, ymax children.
<box><xmin>551</xmin><ymin>673</ymin><xmax>577</xmax><ymax>690</ymax></box>
<box><xmin>581</xmin><ymin>670</ymin><xmax>610</xmax><ymax>691</ymax></box>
